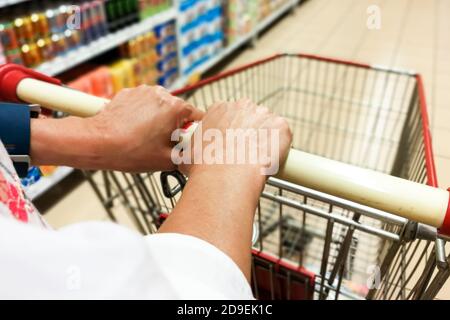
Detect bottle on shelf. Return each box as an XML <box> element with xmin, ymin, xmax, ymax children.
<box><xmin>0</xmin><ymin>7</ymin><xmax>23</xmax><ymax>64</ymax></box>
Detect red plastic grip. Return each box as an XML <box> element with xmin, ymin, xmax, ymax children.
<box><xmin>0</xmin><ymin>64</ymin><xmax>62</xmax><ymax>103</ymax></box>
<box><xmin>182</xmin><ymin>121</ymin><xmax>194</xmax><ymax>130</ymax></box>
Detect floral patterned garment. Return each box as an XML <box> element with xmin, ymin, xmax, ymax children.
<box><xmin>0</xmin><ymin>140</ymin><xmax>47</xmax><ymax>228</ymax></box>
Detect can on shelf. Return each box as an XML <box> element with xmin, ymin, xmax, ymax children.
<box><xmin>5</xmin><ymin>48</ymin><xmax>24</xmax><ymax>64</ymax></box>
<box><xmin>144</xmin><ymin>31</ymin><xmax>158</xmax><ymax>50</ymax></box>
<box><xmin>36</xmin><ymin>37</ymin><xmax>55</xmax><ymax>61</ymax></box>
<box><xmin>56</xmin><ymin>4</ymin><xmax>70</xmax><ymax>33</ymax></box>
<box><xmin>14</xmin><ymin>17</ymin><xmax>35</xmax><ymax>44</ymax></box>
<box><xmin>21</xmin><ymin>43</ymin><xmax>42</xmax><ymax>67</ymax></box>
<box><xmin>135</xmin><ymin>35</ymin><xmax>146</xmax><ymax>56</ymax></box>
<box><xmin>64</xmin><ymin>29</ymin><xmax>81</xmax><ymax>50</ymax></box>
<box><xmin>30</xmin><ymin>12</ymin><xmax>50</xmax><ymax>39</ymax></box>
<box><xmin>46</xmin><ymin>8</ymin><xmax>61</xmax><ymax>35</ymax></box>
<box><xmin>91</xmin><ymin>0</ymin><xmax>109</xmax><ymax>38</ymax></box>
<box><xmin>0</xmin><ymin>21</ymin><xmax>20</xmax><ymax>51</ymax></box>
<box><xmin>51</xmin><ymin>33</ymin><xmax>68</xmax><ymax>56</ymax></box>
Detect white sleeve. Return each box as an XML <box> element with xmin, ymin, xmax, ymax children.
<box><xmin>0</xmin><ymin>218</ymin><xmax>253</xmax><ymax>300</ymax></box>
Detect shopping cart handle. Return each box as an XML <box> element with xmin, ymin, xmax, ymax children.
<box><xmin>0</xmin><ymin>63</ymin><xmax>108</xmax><ymax>117</ymax></box>
<box><xmin>0</xmin><ymin>64</ymin><xmax>61</xmax><ymax>103</ymax></box>
<box><xmin>276</xmin><ymin>150</ymin><xmax>450</xmax><ymax>235</ymax></box>
<box><xmin>3</xmin><ymin>64</ymin><xmax>450</xmax><ymax>237</ymax></box>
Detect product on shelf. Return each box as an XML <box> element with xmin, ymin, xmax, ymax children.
<box><xmin>154</xmin><ymin>19</ymin><xmax>178</xmax><ymax>86</ymax></box>
<box><xmin>0</xmin><ymin>20</ymin><xmax>23</xmax><ymax>64</ymax></box>
<box><xmin>104</xmin><ymin>0</ymin><xmax>139</xmax><ymax>32</ymax></box>
<box><xmin>224</xmin><ymin>0</ymin><xmax>289</xmax><ymax>45</ymax></box>
<box><xmin>139</xmin><ymin>0</ymin><xmax>172</xmax><ymax>20</ymax></box>
<box><xmin>78</xmin><ymin>1</ymin><xmax>109</xmax><ymax>45</ymax></box>
<box><xmin>30</xmin><ymin>12</ymin><xmax>49</xmax><ymax>39</ymax></box>
<box><xmin>120</xmin><ymin>30</ymin><xmax>160</xmax><ymax>85</ymax></box>
<box><xmin>67</xmin><ymin>19</ymin><xmax>177</xmax><ymax>97</ymax></box>
<box><xmin>224</xmin><ymin>0</ymin><xmax>257</xmax><ymax>44</ymax></box>
<box><xmin>0</xmin><ymin>1</ymin><xmax>110</xmax><ymax>68</ymax></box>
<box><xmin>90</xmin><ymin>66</ymin><xmax>115</xmax><ymax>97</ymax></box>
<box><xmin>0</xmin><ymin>0</ymin><xmax>175</xmax><ymax>70</ymax></box>
<box><xmin>259</xmin><ymin>0</ymin><xmax>288</xmax><ymax>20</ymax></box>
<box><xmin>177</xmin><ymin>0</ymin><xmax>224</xmax><ymax>76</ymax></box>
<box><xmin>20</xmin><ymin>42</ymin><xmax>41</xmax><ymax>67</ymax></box>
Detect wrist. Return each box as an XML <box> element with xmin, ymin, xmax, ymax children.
<box><xmin>188</xmin><ymin>164</ymin><xmax>267</xmax><ymax>192</ymax></box>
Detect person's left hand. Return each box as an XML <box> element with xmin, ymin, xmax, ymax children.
<box><xmin>90</xmin><ymin>85</ymin><xmax>204</xmax><ymax>172</ymax></box>
<box><xmin>31</xmin><ymin>85</ymin><xmax>204</xmax><ymax>172</ymax></box>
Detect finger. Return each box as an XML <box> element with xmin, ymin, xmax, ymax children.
<box><xmin>175</xmin><ymin>106</ymin><xmax>205</xmax><ymax>128</ymax></box>
<box><xmin>185</xmin><ymin>105</ymin><xmax>205</xmax><ymax>122</ymax></box>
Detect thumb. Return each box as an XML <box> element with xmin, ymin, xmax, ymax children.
<box><xmin>178</xmin><ymin>103</ymin><xmax>205</xmax><ymax>126</ymax></box>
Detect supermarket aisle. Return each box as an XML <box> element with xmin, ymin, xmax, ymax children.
<box><xmin>45</xmin><ymin>0</ymin><xmax>450</xmax><ymax>229</ymax></box>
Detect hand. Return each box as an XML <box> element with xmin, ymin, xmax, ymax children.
<box><xmin>160</xmin><ymin>99</ymin><xmax>292</xmax><ymax>280</ymax></box>
<box><xmin>180</xmin><ymin>99</ymin><xmax>292</xmax><ymax>182</ymax></box>
<box><xmin>90</xmin><ymin>85</ymin><xmax>204</xmax><ymax>172</ymax></box>
<box><xmin>31</xmin><ymin>85</ymin><xmax>204</xmax><ymax>172</ymax></box>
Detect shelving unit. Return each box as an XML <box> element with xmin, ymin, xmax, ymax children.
<box><xmin>5</xmin><ymin>0</ymin><xmax>299</xmax><ymax>199</ymax></box>
<box><xmin>36</xmin><ymin>8</ymin><xmax>177</xmax><ymax>77</ymax></box>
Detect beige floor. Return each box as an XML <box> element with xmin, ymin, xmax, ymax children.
<box><xmin>42</xmin><ymin>0</ymin><xmax>450</xmax><ymax>298</ymax></box>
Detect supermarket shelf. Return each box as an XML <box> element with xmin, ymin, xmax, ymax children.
<box><xmin>0</xmin><ymin>0</ymin><xmax>29</xmax><ymax>9</ymax></box>
<box><xmin>36</xmin><ymin>8</ymin><xmax>177</xmax><ymax>76</ymax></box>
<box><xmin>25</xmin><ymin>167</ymin><xmax>74</xmax><ymax>200</ymax></box>
<box><xmin>171</xmin><ymin>0</ymin><xmax>298</xmax><ymax>90</ymax></box>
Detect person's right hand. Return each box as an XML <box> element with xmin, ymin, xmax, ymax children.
<box><xmin>179</xmin><ymin>99</ymin><xmax>292</xmax><ymax>182</ymax></box>
<box><xmin>161</xmin><ymin>100</ymin><xmax>292</xmax><ymax>281</ymax></box>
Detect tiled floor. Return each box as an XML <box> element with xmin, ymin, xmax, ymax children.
<box><xmin>42</xmin><ymin>0</ymin><xmax>450</xmax><ymax>298</ymax></box>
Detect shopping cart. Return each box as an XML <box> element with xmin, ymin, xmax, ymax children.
<box><xmin>1</xmin><ymin>53</ymin><xmax>450</xmax><ymax>300</ymax></box>
<box><xmin>167</xmin><ymin>54</ymin><xmax>450</xmax><ymax>300</ymax></box>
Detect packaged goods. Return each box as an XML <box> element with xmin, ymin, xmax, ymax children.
<box><xmin>0</xmin><ymin>21</ymin><xmax>20</xmax><ymax>51</ymax></box>
<box><xmin>177</xmin><ymin>0</ymin><xmax>224</xmax><ymax>76</ymax></box>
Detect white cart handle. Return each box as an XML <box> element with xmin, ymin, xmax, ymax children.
<box><xmin>2</xmin><ymin>67</ymin><xmax>450</xmax><ymax>235</ymax></box>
